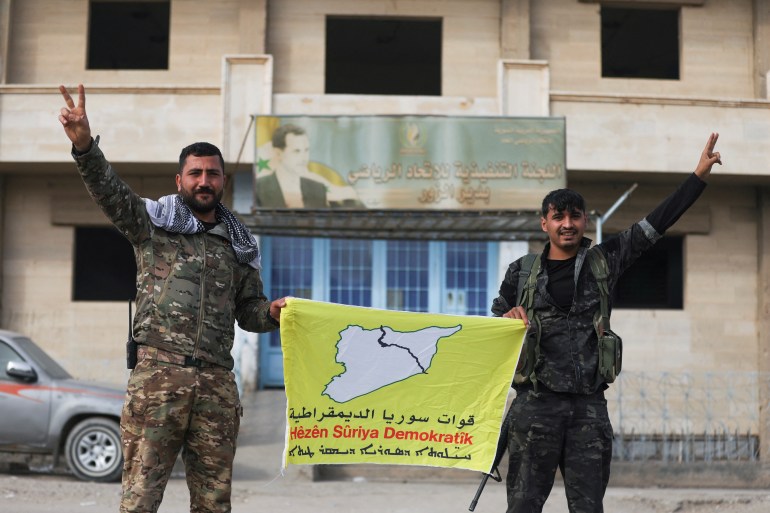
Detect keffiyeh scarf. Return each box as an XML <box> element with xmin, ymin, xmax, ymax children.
<box><xmin>144</xmin><ymin>195</ymin><xmax>261</xmax><ymax>269</ymax></box>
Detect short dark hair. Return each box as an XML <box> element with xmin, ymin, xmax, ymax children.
<box><xmin>541</xmin><ymin>188</ymin><xmax>586</xmax><ymax>218</ymax></box>
<box><xmin>272</xmin><ymin>124</ymin><xmax>307</xmax><ymax>150</ymax></box>
<box><xmin>178</xmin><ymin>142</ymin><xmax>224</xmax><ymax>172</ymax></box>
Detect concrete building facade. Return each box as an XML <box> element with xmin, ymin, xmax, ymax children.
<box><xmin>0</xmin><ymin>0</ymin><xmax>769</xmax><ymax>483</ymax></box>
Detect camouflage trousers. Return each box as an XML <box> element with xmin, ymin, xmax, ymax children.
<box><xmin>119</xmin><ymin>353</ymin><xmax>242</xmax><ymax>513</ymax></box>
<box><xmin>506</xmin><ymin>385</ymin><xmax>612</xmax><ymax>513</ymax></box>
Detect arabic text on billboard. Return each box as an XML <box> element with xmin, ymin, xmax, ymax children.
<box><xmin>254</xmin><ymin>116</ymin><xmax>566</xmax><ymax>211</ymax></box>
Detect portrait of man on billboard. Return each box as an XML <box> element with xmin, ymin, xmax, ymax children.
<box><xmin>255</xmin><ymin>123</ymin><xmax>363</xmax><ymax>209</ymax></box>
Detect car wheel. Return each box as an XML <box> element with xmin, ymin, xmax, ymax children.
<box><xmin>64</xmin><ymin>417</ymin><xmax>123</xmax><ymax>482</ymax></box>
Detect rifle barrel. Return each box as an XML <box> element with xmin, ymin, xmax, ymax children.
<box><xmin>469</xmin><ymin>473</ymin><xmax>491</xmax><ymax>511</ymax></box>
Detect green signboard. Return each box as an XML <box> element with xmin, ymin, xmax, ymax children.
<box><xmin>254</xmin><ymin>116</ymin><xmax>565</xmax><ymax>211</ymax></box>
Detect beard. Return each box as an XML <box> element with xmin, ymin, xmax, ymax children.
<box><xmin>179</xmin><ymin>186</ymin><xmax>223</xmax><ymax>215</ymax></box>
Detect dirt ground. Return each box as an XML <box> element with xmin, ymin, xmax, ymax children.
<box><xmin>2</xmin><ymin>472</ymin><xmax>770</xmax><ymax>513</ymax></box>
<box><xmin>4</xmin><ymin>390</ymin><xmax>770</xmax><ymax>512</ymax></box>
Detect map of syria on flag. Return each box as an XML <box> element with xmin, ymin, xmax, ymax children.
<box><xmin>280</xmin><ymin>298</ymin><xmax>525</xmax><ymax>472</ymax></box>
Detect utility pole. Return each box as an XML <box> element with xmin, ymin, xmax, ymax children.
<box><xmin>593</xmin><ymin>183</ymin><xmax>638</xmax><ymax>244</ymax></box>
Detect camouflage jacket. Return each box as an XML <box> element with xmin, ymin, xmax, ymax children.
<box><xmin>492</xmin><ymin>172</ymin><xmax>707</xmax><ymax>394</ymax></box>
<box><xmin>491</xmin><ymin>220</ymin><xmax>660</xmax><ymax>394</ymax></box>
<box><xmin>73</xmin><ymin>139</ymin><xmax>278</xmax><ymax>369</ymax></box>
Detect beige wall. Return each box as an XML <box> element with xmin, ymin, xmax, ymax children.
<box><xmin>610</xmin><ymin>184</ymin><xmax>759</xmax><ymax>374</ymax></box>
<box><xmin>551</xmin><ymin>97</ymin><xmax>770</xmax><ymax>177</ymax></box>
<box><xmin>5</xmin><ymin>0</ymin><xmax>764</xmax><ymax>99</ymax></box>
<box><xmin>686</xmin><ymin>186</ymin><xmax>759</xmax><ymax>369</ymax></box>
<box><xmin>759</xmin><ymin>187</ymin><xmax>770</xmax><ymax>459</ymax></box>
<box><xmin>266</xmin><ymin>0</ymin><xmax>501</xmax><ymax>97</ymax></box>
<box><xmin>1</xmin><ymin>174</ymin><xmax>127</xmax><ymax>383</ymax></box>
<box><xmin>0</xmin><ymin>89</ymin><xmax>224</xmax><ymax>164</ymax></box>
<box><xmin>0</xmin><ymin>0</ymin><xmax>768</xmax><ymax>442</ymax></box>
<box><xmin>532</xmin><ymin>0</ymin><xmax>756</xmax><ymax>99</ymax></box>
<box><xmin>0</xmin><ymin>0</ymin><xmax>10</xmax><ymax>83</ymax></box>
<box><xmin>0</xmin><ymin>149</ymin><xmax>247</xmax><ymax>383</ymax></box>
<box><xmin>564</xmin><ymin>178</ymin><xmax>762</xmax><ymax>433</ymax></box>
<box><xmin>6</xmin><ymin>0</ymin><xmax>265</xmax><ymax>85</ymax></box>
<box><xmin>0</xmin><ymin>170</ymin><xmax>187</xmax><ymax>384</ymax></box>
<box><xmin>569</xmin><ymin>176</ymin><xmax>759</xmax><ymax>375</ymax></box>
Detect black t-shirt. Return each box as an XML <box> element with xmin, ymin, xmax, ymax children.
<box><xmin>545</xmin><ymin>257</ymin><xmax>576</xmax><ymax>311</ymax></box>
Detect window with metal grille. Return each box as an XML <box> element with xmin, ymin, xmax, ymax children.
<box><xmin>330</xmin><ymin>239</ymin><xmax>373</xmax><ymax>307</ymax></box>
<box><xmin>445</xmin><ymin>241</ymin><xmax>489</xmax><ymax>316</ymax></box>
<box><xmin>386</xmin><ymin>240</ymin><xmax>429</xmax><ymax>312</ymax></box>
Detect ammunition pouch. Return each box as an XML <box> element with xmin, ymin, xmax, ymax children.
<box><xmin>588</xmin><ymin>249</ymin><xmax>622</xmax><ymax>384</ymax></box>
<box><xmin>597</xmin><ymin>329</ymin><xmax>623</xmax><ymax>383</ymax></box>
<box><xmin>511</xmin><ymin>248</ymin><xmax>622</xmax><ymax>390</ymax></box>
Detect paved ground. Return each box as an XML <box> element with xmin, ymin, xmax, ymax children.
<box><xmin>2</xmin><ymin>389</ymin><xmax>770</xmax><ymax>512</ymax></box>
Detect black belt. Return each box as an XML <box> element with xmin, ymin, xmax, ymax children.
<box><xmin>183</xmin><ymin>355</ymin><xmax>207</xmax><ymax>367</ymax></box>
<box><xmin>137</xmin><ymin>346</ymin><xmax>216</xmax><ymax>368</ymax></box>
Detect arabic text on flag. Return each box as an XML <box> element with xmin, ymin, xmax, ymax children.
<box><xmin>280</xmin><ymin>298</ymin><xmax>525</xmax><ymax>472</ymax></box>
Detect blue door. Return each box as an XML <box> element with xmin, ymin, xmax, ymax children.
<box><xmin>258</xmin><ymin>236</ymin><xmax>314</xmax><ymax>388</ymax></box>
<box><xmin>258</xmin><ymin>237</ymin><xmax>497</xmax><ymax>388</ymax></box>
<box><xmin>329</xmin><ymin>239</ymin><xmax>373</xmax><ymax>307</ymax></box>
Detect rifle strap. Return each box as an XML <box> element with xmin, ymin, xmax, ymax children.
<box><xmin>516</xmin><ymin>254</ymin><xmax>541</xmax><ymax>388</ymax></box>
<box><xmin>587</xmin><ymin>249</ymin><xmax>611</xmax><ymax>336</ymax></box>
<box><xmin>515</xmin><ymin>248</ymin><xmax>612</xmax><ymax>389</ymax></box>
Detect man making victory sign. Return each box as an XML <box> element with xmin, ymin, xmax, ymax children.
<box><xmin>59</xmin><ymin>84</ymin><xmax>286</xmax><ymax>513</ymax></box>
<box><xmin>493</xmin><ymin>134</ymin><xmax>721</xmax><ymax>513</ymax></box>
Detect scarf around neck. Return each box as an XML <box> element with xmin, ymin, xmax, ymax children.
<box><xmin>144</xmin><ymin>194</ymin><xmax>261</xmax><ymax>269</ymax></box>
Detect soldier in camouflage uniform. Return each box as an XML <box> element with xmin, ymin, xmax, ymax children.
<box><xmin>58</xmin><ymin>84</ymin><xmax>285</xmax><ymax>513</ymax></box>
<box><xmin>492</xmin><ymin>134</ymin><xmax>722</xmax><ymax>513</ymax></box>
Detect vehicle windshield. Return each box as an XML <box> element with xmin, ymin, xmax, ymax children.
<box><xmin>14</xmin><ymin>336</ymin><xmax>72</xmax><ymax>380</ymax></box>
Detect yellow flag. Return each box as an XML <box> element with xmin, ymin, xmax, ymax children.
<box><xmin>280</xmin><ymin>298</ymin><xmax>525</xmax><ymax>472</ymax></box>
